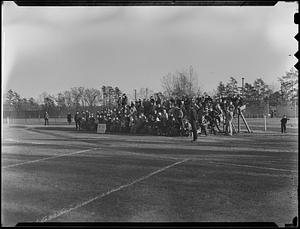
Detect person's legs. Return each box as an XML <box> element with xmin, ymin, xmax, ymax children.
<box><xmin>228</xmin><ymin>121</ymin><xmax>233</xmax><ymax>136</ymax></box>
<box><xmin>200</xmin><ymin>124</ymin><xmax>204</xmax><ymax>136</ymax></box>
<box><xmin>191</xmin><ymin>121</ymin><xmax>197</xmax><ymax>141</ymax></box>
<box><xmin>211</xmin><ymin>124</ymin><xmax>216</xmax><ymax>135</ymax></box>
<box><xmin>225</xmin><ymin>121</ymin><xmax>229</xmax><ymax>134</ymax></box>
<box><xmin>281</xmin><ymin>124</ymin><xmax>284</xmax><ymax>133</ymax></box>
<box><xmin>203</xmin><ymin>124</ymin><xmax>207</xmax><ymax>136</ymax></box>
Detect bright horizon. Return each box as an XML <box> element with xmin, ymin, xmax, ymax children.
<box><xmin>2</xmin><ymin>1</ymin><xmax>298</xmax><ymax>100</ymax></box>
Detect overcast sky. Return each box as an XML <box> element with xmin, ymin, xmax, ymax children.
<box><xmin>2</xmin><ymin>1</ymin><xmax>298</xmax><ymax>100</ymax></box>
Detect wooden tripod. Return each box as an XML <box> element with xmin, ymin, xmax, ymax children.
<box><xmin>237</xmin><ymin>108</ymin><xmax>252</xmax><ymax>133</ymax></box>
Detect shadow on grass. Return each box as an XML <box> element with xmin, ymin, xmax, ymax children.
<box><xmin>2</xmin><ymin>142</ymin><xmax>89</xmax><ymax>150</ymax></box>
<box><xmin>33</xmin><ymin>126</ymin><xmax>79</xmax><ymax>132</ymax></box>
<box><xmin>7</xmin><ymin>125</ymin><xmax>27</xmax><ymax>129</ymax></box>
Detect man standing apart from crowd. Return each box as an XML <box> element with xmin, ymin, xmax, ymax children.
<box><xmin>44</xmin><ymin>112</ymin><xmax>49</xmax><ymax>126</ymax></box>
<box><xmin>280</xmin><ymin>114</ymin><xmax>289</xmax><ymax>133</ymax></box>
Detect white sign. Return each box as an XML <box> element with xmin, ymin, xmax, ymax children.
<box><xmin>97</xmin><ymin>124</ymin><xmax>106</xmax><ymax>134</ymax></box>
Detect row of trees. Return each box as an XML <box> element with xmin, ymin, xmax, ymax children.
<box><xmin>161</xmin><ymin>66</ymin><xmax>298</xmax><ymax>107</ymax></box>
<box><xmin>214</xmin><ymin>69</ymin><xmax>298</xmax><ymax>107</ymax></box>
<box><xmin>3</xmin><ymin>67</ymin><xmax>298</xmax><ymax>118</ymax></box>
<box><xmin>4</xmin><ymin>86</ymin><xmax>123</xmax><ymax>118</ymax></box>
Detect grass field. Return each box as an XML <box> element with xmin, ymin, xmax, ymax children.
<box><xmin>1</xmin><ymin>119</ymin><xmax>298</xmax><ymax>227</ymax></box>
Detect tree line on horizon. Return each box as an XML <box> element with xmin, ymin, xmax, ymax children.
<box><xmin>3</xmin><ymin>66</ymin><xmax>298</xmax><ymax>118</ymax></box>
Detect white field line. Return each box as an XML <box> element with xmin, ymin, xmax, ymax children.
<box><xmin>210</xmin><ymin>162</ymin><xmax>298</xmax><ymax>173</ymax></box>
<box><xmin>3</xmin><ymin>138</ymin><xmax>57</xmax><ymax>145</ymax></box>
<box><xmin>2</xmin><ymin>147</ymin><xmax>100</xmax><ymax>169</ymax></box>
<box><xmin>3</xmin><ymin>138</ymin><xmax>97</xmax><ymax>148</ymax></box>
<box><xmin>37</xmin><ymin>158</ymin><xmax>189</xmax><ymax>222</ymax></box>
<box><xmin>120</xmin><ymin>150</ymin><xmax>181</xmax><ymax>161</ymax></box>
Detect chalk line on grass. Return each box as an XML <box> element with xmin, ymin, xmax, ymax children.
<box><xmin>3</xmin><ymin>138</ymin><xmax>22</xmax><ymax>143</ymax></box>
<box><xmin>2</xmin><ymin>137</ymin><xmax>97</xmax><ymax>148</ymax></box>
<box><xmin>210</xmin><ymin>162</ymin><xmax>297</xmax><ymax>173</ymax></box>
<box><xmin>4</xmin><ymin>138</ymin><xmax>65</xmax><ymax>146</ymax></box>
<box><xmin>36</xmin><ymin>158</ymin><xmax>189</xmax><ymax>222</ymax></box>
<box><xmin>121</xmin><ymin>150</ymin><xmax>181</xmax><ymax>161</ymax></box>
<box><xmin>2</xmin><ymin>147</ymin><xmax>100</xmax><ymax>169</ymax></box>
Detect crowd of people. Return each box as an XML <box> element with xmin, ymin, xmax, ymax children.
<box><xmin>69</xmin><ymin>93</ymin><xmax>245</xmax><ymax>138</ymax></box>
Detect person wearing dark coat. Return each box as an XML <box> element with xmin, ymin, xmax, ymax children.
<box><xmin>280</xmin><ymin>115</ymin><xmax>289</xmax><ymax>133</ymax></box>
<box><xmin>121</xmin><ymin>93</ymin><xmax>128</xmax><ymax>107</ymax></box>
<box><xmin>74</xmin><ymin>111</ymin><xmax>81</xmax><ymax>130</ymax></box>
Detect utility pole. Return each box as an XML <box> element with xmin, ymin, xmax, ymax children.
<box><xmin>134</xmin><ymin>89</ymin><xmax>137</xmax><ymax>101</ymax></box>
<box><xmin>146</xmin><ymin>88</ymin><xmax>148</xmax><ymax>100</ymax></box>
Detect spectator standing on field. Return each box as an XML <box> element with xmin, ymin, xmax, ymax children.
<box><xmin>44</xmin><ymin>112</ymin><xmax>49</xmax><ymax>126</ymax></box>
<box><xmin>74</xmin><ymin>111</ymin><xmax>81</xmax><ymax>130</ymax></box>
<box><xmin>280</xmin><ymin>115</ymin><xmax>289</xmax><ymax>133</ymax></box>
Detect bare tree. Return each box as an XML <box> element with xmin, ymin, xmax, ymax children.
<box><xmin>70</xmin><ymin>87</ymin><xmax>85</xmax><ymax>109</ymax></box>
<box><xmin>83</xmin><ymin>88</ymin><xmax>101</xmax><ymax>107</ymax></box>
<box><xmin>55</xmin><ymin>93</ymin><xmax>66</xmax><ymax>108</ymax></box>
<box><xmin>161</xmin><ymin>72</ymin><xmax>174</xmax><ymax>97</ymax></box>
<box><xmin>63</xmin><ymin>90</ymin><xmax>73</xmax><ymax>109</ymax></box>
<box><xmin>161</xmin><ymin>66</ymin><xmax>198</xmax><ymax>98</ymax></box>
